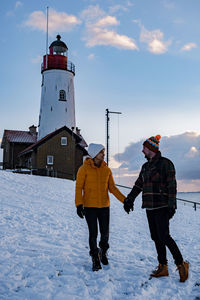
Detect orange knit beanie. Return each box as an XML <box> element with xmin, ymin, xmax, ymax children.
<box><xmin>143</xmin><ymin>135</ymin><xmax>161</xmax><ymax>153</ymax></box>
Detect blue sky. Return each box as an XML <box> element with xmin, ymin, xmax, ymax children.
<box><xmin>1</xmin><ymin>0</ymin><xmax>200</xmax><ymax>190</ymax></box>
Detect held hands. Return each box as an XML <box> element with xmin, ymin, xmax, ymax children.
<box><xmin>123</xmin><ymin>197</ymin><xmax>134</xmax><ymax>214</ymax></box>
<box><xmin>77</xmin><ymin>205</ymin><xmax>85</xmax><ymax>219</ymax></box>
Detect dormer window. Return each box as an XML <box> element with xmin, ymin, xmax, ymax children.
<box><xmin>59</xmin><ymin>90</ymin><xmax>66</xmax><ymax>101</ymax></box>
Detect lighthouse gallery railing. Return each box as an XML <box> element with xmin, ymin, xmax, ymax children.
<box><xmin>41</xmin><ymin>60</ymin><xmax>75</xmax><ymax>74</ymax></box>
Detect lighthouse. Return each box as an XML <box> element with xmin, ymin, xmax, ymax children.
<box><xmin>38</xmin><ymin>35</ymin><xmax>76</xmax><ymax>140</ymax></box>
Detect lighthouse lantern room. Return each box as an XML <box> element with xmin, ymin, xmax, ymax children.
<box><xmin>38</xmin><ymin>35</ymin><xmax>76</xmax><ymax>140</ymax></box>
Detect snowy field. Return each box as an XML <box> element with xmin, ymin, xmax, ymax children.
<box><xmin>0</xmin><ymin>171</ymin><xmax>199</xmax><ymax>300</ymax></box>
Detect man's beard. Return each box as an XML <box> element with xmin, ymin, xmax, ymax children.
<box><xmin>145</xmin><ymin>155</ymin><xmax>150</xmax><ymax>161</ymax></box>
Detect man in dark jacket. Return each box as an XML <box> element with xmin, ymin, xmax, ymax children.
<box><xmin>124</xmin><ymin>135</ymin><xmax>189</xmax><ymax>282</ymax></box>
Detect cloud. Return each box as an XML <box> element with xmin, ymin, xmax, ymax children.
<box><xmin>185</xmin><ymin>146</ymin><xmax>198</xmax><ymax>158</ymax></box>
<box><xmin>81</xmin><ymin>5</ymin><xmax>138</xmax><ymax>50</ymax></box>
<box><xmin>16</xmin><ymin>1</ymin><xmax>23</xmax><ymax>8</ymax></box>
<box><xmin>109</xmin><ymin>1</ymin><xmax>134</xmax><ymax>14</ymax></box>
<box><xmin>88</xmin><ymin>53</ymin><xmax>95</xmax><ymax>60</ymax></box>
<box><xmin>24</xmin><ymin>9</ymin><xmax>81</xmax><ymax>35</ymax></box>
<box><xmin>81</xmin><ymin>5</ymin><xmax>105</xmax><ymax>22</ymax></box>
<box><xmin>177</xmin><ymin>179</ymin><xmax>200</xmax><ymax>192</ymax></box>
<box><xmin>114</xmin><ymin>132</ymin><xmax>200</xmax><ymax>181</ymax></box>
<box><xmin>140</xmin><ymin>26</ymin><xmax>171</xmax><ymax>54</ymax></box>
<box><xmin>109</xmin><ymin>5</ymin><xmax>129</xmax><ymax>14</ymax></box>
<box><xmin>84</xmin><ymin>26</ymin><xmax>138</xmax><ymax>49</ymax></box>
<box><xmin>132</xmin><ymin>19</ymin><xmax>141</xmax><ymax>25</ymax></box>
<box><xmin>6</xmin><ymin>1</ymin><xmax>23</xmax><ymax>17</ymax></box>
<box><xmin>181</xmin><ymin>43</ymin><xmax>197</xmax><ymax>52</ymax></box>
<box><xmin>95</xmin><ymin>16</ymin><xmax>119</xmax><ymax>27</ymax></box>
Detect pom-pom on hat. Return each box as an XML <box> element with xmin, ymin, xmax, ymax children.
<box><xmin>143</xmin><ymin>135</ymin><xmax>161</xmax><ymax>153</ymax></box>
<box><xmin>87</xmin><ymin>143</ymin><xmax>105</xmax><ymax>159</ymax></box>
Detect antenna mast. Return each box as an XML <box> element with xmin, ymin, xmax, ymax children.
<box><xmin>46</xmin><ymin>6</ymin><xmax>49</xmax><ymax>69</ymax></box>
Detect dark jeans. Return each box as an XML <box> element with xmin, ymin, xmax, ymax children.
<box><xmin>84</xmin><ymin>207</ymin><xmax>110</xmax><ymax>256</ymax></box>
<box><xmin>146</xmin><ymin>207</ymin><xmax>183</xmax><ymax>266</ymax></box>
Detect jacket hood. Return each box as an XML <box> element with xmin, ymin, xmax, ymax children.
<box><xmin>83</xmin><ymin>157</ymin><xmax>107</xmax><ymax>168</ymax></box>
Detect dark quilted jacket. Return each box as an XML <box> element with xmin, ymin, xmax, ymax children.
<box><xmin>127</xmin><ymin>151</ymin><xmax>177</xmax><ymax>209</ymax></box>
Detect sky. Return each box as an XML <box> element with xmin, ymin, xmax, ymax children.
<box><xmin>1</xmin><ymin>0</ymin><xmax>200</xmax><ymax>191</ymax></box>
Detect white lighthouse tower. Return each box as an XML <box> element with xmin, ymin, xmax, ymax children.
<box><xmin>38</xmin><ymin>35</ymin><xmax>76</xmax><ymax>140</ymax></box>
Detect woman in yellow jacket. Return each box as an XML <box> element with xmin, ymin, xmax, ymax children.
<box><xmin>75</xmin><ymin>143</ymin><xmax>126</xmax><ymax>271</ymax></box>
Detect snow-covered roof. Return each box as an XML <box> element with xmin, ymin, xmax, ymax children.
<box><xmin>78</xmin><ymin>134</ymin><xmax>88</xmax><ymax>148</ymax></box>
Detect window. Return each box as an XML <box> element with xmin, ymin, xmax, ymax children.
<box><xmin>47</xmin><ymin>155</ymin><xmax>54</xmax><ymax>165</ymax></box>
<box><xmin>61</xmin><ymin>137</ymin><xmax>67</xmax><ymax>146</ymax></box>
<box><xmin>59</xmin><ymin>90</ymin><xmax>66</xmax><ymax>101</ymax></box>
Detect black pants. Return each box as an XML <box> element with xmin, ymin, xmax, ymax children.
<box><xmin>146</xmin><ymin>207</ymin><xmax>183</xmax><ymax>266</ymax></box>
<box><xmin>84</xmin><ymin>207</ymin><xmax>110</xmax><ymax>256</ymax></box>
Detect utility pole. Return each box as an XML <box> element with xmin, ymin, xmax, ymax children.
<box><xmin>105</xmin><ymin>108</ymin><xmax>122</xmax><ymax>166</ymax></box>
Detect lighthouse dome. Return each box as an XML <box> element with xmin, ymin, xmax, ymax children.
<box><xmin>49</xmin><ymin>35</ymin><xmax>68</xmax><ymax>55</ymax></box>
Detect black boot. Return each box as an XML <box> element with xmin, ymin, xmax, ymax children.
<box><xmin>91</xmin><ymin>251</ymin><xmax>102</xmax><ymax>271</ymax></box>
<box><xmin>100</xmin><ymin>249</ymin><xmax>109</xmax><ymax>265</ymax></box>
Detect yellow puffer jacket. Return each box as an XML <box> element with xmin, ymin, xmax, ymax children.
<box><xmin>75</xmin><ymin>158</ymin><xmax>126</xmax><ymax>208</ymax></box>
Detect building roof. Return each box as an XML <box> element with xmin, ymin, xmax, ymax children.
<box><xmin>1</xmin><ymin>130</ymin><xmax>37</xmax><ymax>148</ymax></box>
<box><xmin>19</xmin><ymin>126</ymin><xmax>87</xmax><ymax>156</ymax></box>
<box><xmin>78</xmin><ymin>134</ymin><xmax>88</xmax><ymax>148</ymax></box>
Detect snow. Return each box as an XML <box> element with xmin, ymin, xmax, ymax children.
<box><xmin>0</xmin><ymin>170</ymin><xmax>199</xmax><ymax>300</ymax></box>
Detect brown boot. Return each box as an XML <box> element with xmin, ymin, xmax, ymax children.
<box><xmin>177</xmin><ymin>261</ymin><xmax>189</xmax><ymax>282</ymax></box>
<box><xmin>150</xmin><ymin>264</ymin><xmax>169</xmax><ymax>277</ymax></box>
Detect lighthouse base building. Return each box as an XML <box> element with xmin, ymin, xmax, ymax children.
<box><xmin>1</xmin><ymin>125</ymin><xmax>87</xmax><ymax>180</ymax></box>
<box><xmin>18</xmin><ymin>126</ymin><xmax>87</xmax><ymax>180</ymax></box>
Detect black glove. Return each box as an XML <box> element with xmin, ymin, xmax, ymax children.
<box><xmin>123</xmin><ymin>197</ymin><xmax>134</xmax><ymax>214</ymax></box>
<box><xmin>77</xmin><ymin>205</ymin><xmax>85</xmax><ymax>219</ymax></box>
<box><xmin>168</xmin><ymin>207</ymin><xmax>176</xmax><ymax>219</ymax></box>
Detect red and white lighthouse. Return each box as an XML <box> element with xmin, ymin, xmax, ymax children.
<box><xmin>38</xmin><ymin>35</ymin><xmax>76</xmax><ymax>140</ymax></box>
